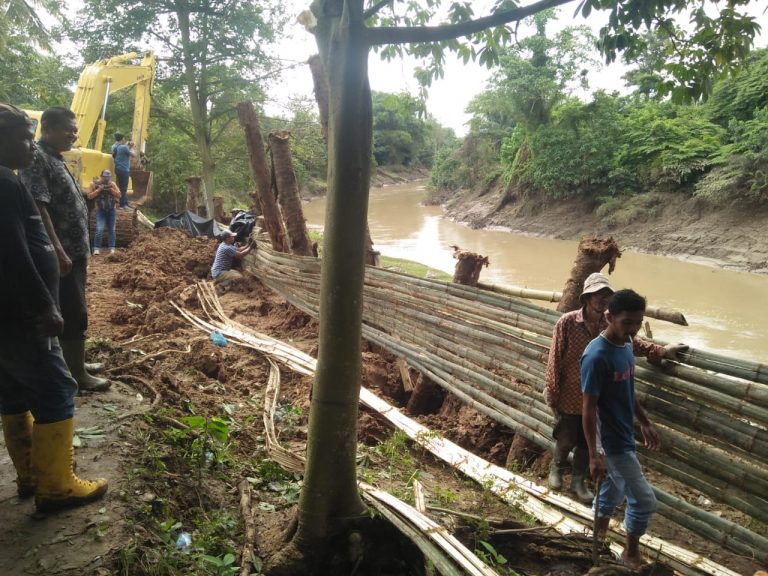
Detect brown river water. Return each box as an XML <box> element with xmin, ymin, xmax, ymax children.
<box><xmin>302</xmin><ymin>182</ymin><xmax>768</xmax><ymax>363</ymax></box>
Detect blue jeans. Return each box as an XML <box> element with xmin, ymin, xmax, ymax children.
<box><xmin>595</xmin><ymin>450</ymin><xmax>657</xmax><ymax>536</ymax></box>
<box><xmin>116</xmin><ymin>169</ymin><xmax>130</xmax><ymax>207</ymax></box>
<box><xmin>93</xmin><ymin>207</ymin><xmax>116</xmax><ymax>250</ymax></box>
<box><xmin>0</xmin><ymin>332</ymin><xmax>77</xmax><ymax>423</ymax></box>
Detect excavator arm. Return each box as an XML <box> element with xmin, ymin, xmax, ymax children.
<box><xmin>70</xmin><ymin>51</ymin><xmax>156</xmax><ymax>154</ymax></box>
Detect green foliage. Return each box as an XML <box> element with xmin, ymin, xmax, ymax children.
<box><xmin>517</xmin><ymin>94</ymin><xmax>625</xmax><ymax>198</ymax></box>
<box><xmin>428</xmin><ymin>144</ymin><xmax>464</xmax><ymax>191</ymax></box>
<box><xmin>0</xmin><ymin>35</ymin><xmax>76</xmax><ymax>109</ymax></box>
<box><xmin>707</xmin><ymin>49</ymin><xmax>768</xmax><ymax>126</ymax></box>
<box><xmin>695</xmin><ymin>106</ymin><xmax>768</xmax><ymax>204</ymax></box>
<box><xmin>617</xmin><ymin>101</ymin><xmax>725</xmax><ymax>186</ymax></box>
<box><xmin>372</xmin><ymin>91</ymin><xmax>432</xmax><ymax>166</ymax></box>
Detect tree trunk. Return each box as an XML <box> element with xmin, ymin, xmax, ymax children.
<box><xmin>186</xmin><ymin>176</ymin><xmax>201</xmax><ymax>213</ymax></box>
<box><xmin>557</xmin><ymin>236</ymin><xmax>623</xmax><ymax>313</ymax></box>
<box><xmin>236</xmin><ymin>101</ymin><xmax>289</xmax><ymax>252</ymax></box>
<box><xmin>308</xmin><ymin>51</ymin><xmax>378</xmax><ymax>265</ymax></box>
<box><xmin>212</xmin><ymin>196</ymin><xmax>225</xmax><ymax>222</ymax></box>
<box><xmin>269</xmin><ymin>131</ymin><xmax>314</xmax><ymax>256</ymax></box>
<box><xmin>451</xmin><ymin>245</ymin><xmax>489</xmax><ymax>286</ymax></box>
<box><xmin>308</xmin><ymin>54</ymin><xmax>329</xmax><ymax>141</ymax></box>
<box><xmin>289</xmin><ymin>0</ymin><xmax>370</xmax><ymax>555</ymax></box>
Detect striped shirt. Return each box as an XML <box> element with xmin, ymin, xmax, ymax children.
<box><xmin>211</xmin><ymin>243</ymin><xmax>237</xmax><ymax>279</ymax></box>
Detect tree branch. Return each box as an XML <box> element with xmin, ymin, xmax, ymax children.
<box><xmin>363</xmin><ymin>0</ymin><xmax>391</xmax><ymax>20</ymax></box>
<box><xmin>367</xmin><ymin>0</ymin><xmax>577</xmax><ymax>46</ymax></box>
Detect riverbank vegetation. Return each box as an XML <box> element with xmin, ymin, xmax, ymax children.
<box><xmin>429</xmin><ymin>13</ymin><xmax>768</xmax><ymax>212</ymax></box>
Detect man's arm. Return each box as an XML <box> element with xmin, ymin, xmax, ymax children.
<box><xmin>633</xmin><ymin>337</ymin><xmax>688</xmax><ymax>365</ymax></box>
<box><xmin>234</xmin><ymin>244</ymin><xmax>252</xmax><ymax>259</ymax></box>
<box><xmin>84</xmin><ymin>182</ymin><xmax>100</xmax><ymax>200</ymax></box>
<box><xmin>582</xmin><ymin>393</ymin><xmax>604</xmax><ymax>481</ymax></box>
<box><xmin>634</xmin><ymin>399</ymin><xmax>660</xmax><ymax>451</ymax></box>
<box><xmin>0</xmin><ymin>186</ymin><xmax>62</xmax><ymax>336</ymax></box>
<box><xmin>544</xmin><ymin>318</ymin><xmax>567</xmax><ymax>413</ymax></box>
<box><xmin>36</xmin><ymin>201</ymin><xmax>72</xmax><ymax>277</ymax></box>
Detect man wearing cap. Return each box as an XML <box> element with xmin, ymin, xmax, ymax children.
<box><xmin>19</xmin><ymin>107</ymin><xmax>110</xmax><ymax>392</ymax></box>
<box><xmin>544</xmin><ymin>272</ymin><xmax>686</xmax><ymax>502</ymax></box>
<box><xmin>85</xmin><ymin>170</ymin><xmax>120</xmax><ymax>255</ymax></box>
<box><xmin>211</xmin><ymin>230</ymin><xmax>253</xmax><ymax>290</ymax></box>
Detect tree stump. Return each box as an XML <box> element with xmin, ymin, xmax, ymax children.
<box><xmin>186</xmin><ymin>176</ymin><xmax>201</xmax><ymax>214</ymax></box>
<box><xmin>236</xmin><ymin>101</ymin><xmax>289</xmax><ymax>252</ymax></box>
<box><xmin>451</xmin><ymin>245</ymin><xmax>490</xmax><ymax>286</ymax></box>
<box><xmin>506</xmin><ymin>434</ymin><xmax>543</xmax><ymax>470</ymax></box>
<box><xmin>405</xmin><ymin>373</ymin><xmax>446</xmax><ymax>416</ymax></box>
<box><xmin>269</xmin><ymin>130</ymin><xmax>314</xmax><ymax>256</ymax></box>
<box><xmin>557</xmin><ymin>236</ymin><xmax>622</xmax><ymax>313</ymax></box>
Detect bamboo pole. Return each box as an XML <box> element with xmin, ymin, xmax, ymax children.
<box><xmin>476</xmin><ymin>282</ymin><xmax>688</xmax><ymax>326</ymax></box>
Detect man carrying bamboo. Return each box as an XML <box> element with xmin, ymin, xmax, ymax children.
<box><xmin>581</xmin><ymin>289</ymin><xmax>661</xmax><ymax>570</ymax></box>
<box><xmin>544</xmin><ymin>273</ymin><xmax>685</xmax><ymax>503</ymax></box>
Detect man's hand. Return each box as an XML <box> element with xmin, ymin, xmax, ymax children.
<box><xmin>640</xmin><ymin>422</ymin><xmax>661</xmax><ymax>451</ymax></box>
<box><xmin>57</xmin><ymin>249</ymin><xmax>72</xmax><ymax>277</ymax></box>
<box><xmin>589</xmin><ymin>454</ymin><xmax>605</xmax><ymax>482</ymax></box>
<box><xmin>663</xmin><ymin>343</ymin><xmax>689</xmax><ymax>360</ymax></box>
<box><xmin>34</xmin><ymin>306</ymin><xmax>64</xmax><ymax>337</ymax></box>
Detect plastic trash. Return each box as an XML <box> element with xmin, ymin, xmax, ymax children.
<box><xmin>210</xmin><ymin>331</ymin><xmax>227</xmax><ymax>347</ymax></box>
<box><xmin>176</xmin><ymin>531</ymin><xmax>192</xmax><ymax>551</ymax></box>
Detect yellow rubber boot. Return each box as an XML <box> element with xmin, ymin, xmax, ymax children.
<box><xmin>32</xmin><ymin>418</ymin><xmax>108</xmax><ymax>512</ymax></box>
<box><xmin>1</xmin><ymin>412</ymin><xmax>34</xmax><ymax>497</ymax></box>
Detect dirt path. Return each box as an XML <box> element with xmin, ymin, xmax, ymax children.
<box><xmin>1</xmin><ymin>227</ymin><xmax>762</xmax><ymax>575</ymax></box>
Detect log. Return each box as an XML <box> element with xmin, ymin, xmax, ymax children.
<box><xmin>268</xmin><ymin>130</ymin><xmax>314</xmax><ymax>256</ymax></box>
<box><xmin>557</xmin><ymin>236</ymin><xmax>622</xmax><ymax>312</ymax></box>
<box><xmin>236</xmin><ymin>101</ymin><xmax>288</xmax><ymax>252</ymax></box>
<box><xmin>212</xmin><ymin>196</ymin><xmax>225</xmax><ymax>222</ymax></box>
<box><xmin>451</xmin><ymin>246</ymin><xmax>489</xmax><ymax>286</ymax></box>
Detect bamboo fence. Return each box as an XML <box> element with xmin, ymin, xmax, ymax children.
<box><xmin>176</xmin><ymin>285</ymin><xmax>743</xmax><ymax>576</ymax></box>
<box><xmin>245</xmin><ymin>238</ymin><xmax>768</xmax><ymax>562</ymax></box>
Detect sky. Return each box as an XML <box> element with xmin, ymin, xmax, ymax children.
<box><xmin>265</xmin><ymin>0</ymin><xmax>767</xmax><ymax>136</ymax></box>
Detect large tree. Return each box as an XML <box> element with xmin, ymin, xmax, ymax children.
<box><xmin>72</xmin><ymin>0</ymin><xmax>285</xmax><ymax>198</ymax></box>
<box><xmin>270</xmin><ymin>0</ymin><xmax>761</xmax><ymax>573</ymax></box>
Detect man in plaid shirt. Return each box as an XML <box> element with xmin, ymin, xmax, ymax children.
<box><xmin>544</xmin><ymin>273</ymin><xmax>686</xmax><ymax>502</ymax></box>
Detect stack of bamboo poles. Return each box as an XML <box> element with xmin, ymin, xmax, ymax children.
<box><xmin>175</xmin><ymin>283</ymin><xmax>742</xmax><ymax>576</ymax></box>
<box><xmin>245</xmin><ymin>238</ymin><xmax>768</xmax><ymax>562</ymax></box>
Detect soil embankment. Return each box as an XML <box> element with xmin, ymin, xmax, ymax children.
<box><xmin>438</xmin><ymin>185</ymin><xmax>768</xmax><ymax>274</ymax></box>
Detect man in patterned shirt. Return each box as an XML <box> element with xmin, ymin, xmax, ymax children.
<box><xmin>20</xmin><ymin>107</ymin><xmax>110</xmax><ymax>392</ymax></box>
<box><xmin>544</xmin><ymin>273</ymin><xmax>686</xmax><ymax>502</ymax></box>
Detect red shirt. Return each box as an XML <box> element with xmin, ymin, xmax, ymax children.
<box><xmin>544</xmin><ymin>307</ymin><xmax>664</xmax><ymax>415</ymax></box>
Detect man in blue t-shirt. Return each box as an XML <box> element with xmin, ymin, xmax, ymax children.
<box><xmin>111</xmin><ymin>132</ymin><xmax>134</xmax><ymax>209</ymax></box>
<box><xmin>581</xmin><ymin>289</ymin><xmax>660</xmax><ymax>570</ymax></box>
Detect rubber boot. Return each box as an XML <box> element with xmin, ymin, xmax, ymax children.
<box><xmin>84</xmin><ymin>362</ymin><xmax>105</xmax><ymax>374</ymax></box>
<box><xmin>2</xmin><ymin>412</ymin><xmax>35</xmax><ymax>497</ymax></box>
<box><xmin>32</xmin><ymin>418</ymin><xmax>108</xmax><ymax>512</ymax></box>
<box><xmin>571</xmin><ymin>446</ymin><xmax>594</xmax><ymax>503</ymax></box>
<box><xmin>548</xmin><ymin>445</ymin><xmax>569</xmax><ymax>490</ymax></box>
<box><xmin>60</xmin><ymin>339</ymin><xmax>111</xmax><ymax>392</ymax></box>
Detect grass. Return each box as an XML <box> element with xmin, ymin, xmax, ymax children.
<box><xmin>308</xmin><ymin>230</ymin><xmax>452</xmax><ymax>281</ymax></box>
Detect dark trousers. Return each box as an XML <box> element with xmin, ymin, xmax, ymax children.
<box><xmin>0</xmin><ymin>334</ymin><xmax>77</xmax><ymax>423</ymax></box>
<box><xmin>116</xmin><ymin>169</ymin><xmax>130</xmax><ymax>207</ymax></box>
<box><xmin>552</xmin><ymin>413</ymin><xmax>589</xmax><ymax>476</ymax></box>
<box><xmin>59</xmin><ymin>258</ymin><xmax>88</xmax><ymax>341</ymax></box>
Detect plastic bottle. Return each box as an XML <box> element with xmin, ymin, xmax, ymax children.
<box><xmin>175</xmin><ymin>531</ymin><xmax>192</xmax><ymax>551</ymax></box>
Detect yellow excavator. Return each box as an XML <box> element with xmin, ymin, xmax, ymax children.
<box><xmin>26</xmin><ymin>51</ymin><xmax>156</xmax><ymax>205</ymax></box>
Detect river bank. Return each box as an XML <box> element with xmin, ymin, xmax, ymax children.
<box><xmin>436</xmin><ymin>185</ymin><xmax>768</xmax><ymax>274</ymax></box>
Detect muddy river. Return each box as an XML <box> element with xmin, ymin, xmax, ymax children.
<box><xmin>302</xmin><ymin>182</ymin><xmax>767</xmax><ymax>363</ymax></box>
